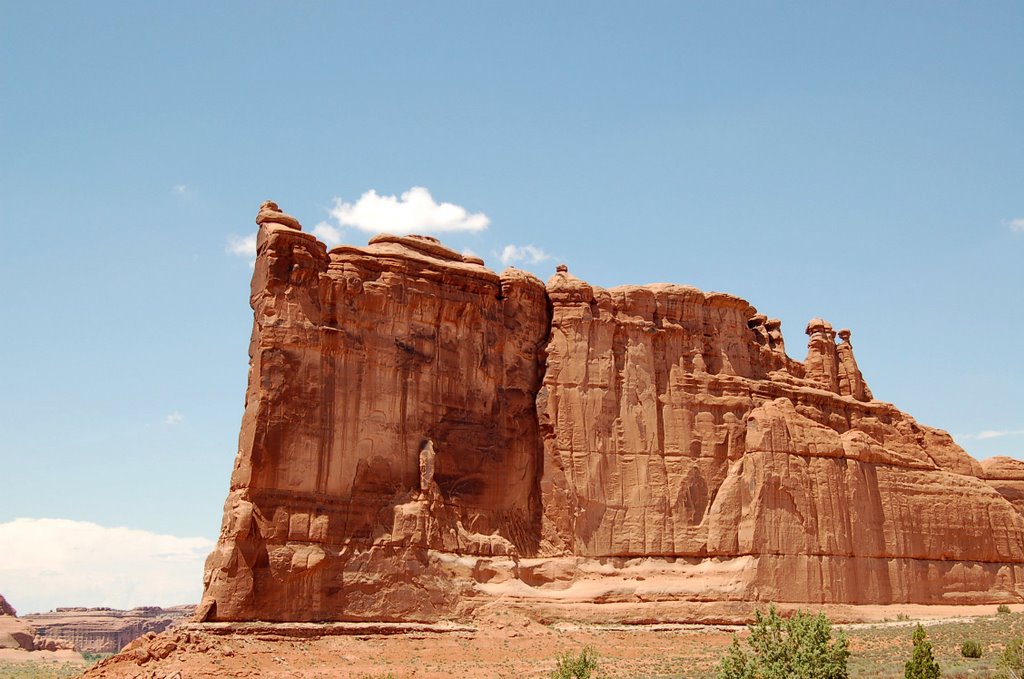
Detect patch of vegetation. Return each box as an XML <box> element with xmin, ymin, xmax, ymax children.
<box><xmin>1000</xmin><ymin>604</ymin><xmax>1013</xmax><ymax>615</ymax></box>
<box><xmin>716</xmin><ymin>604</ymin><xmax>849</xmax><ymax>679</ymax></box>
<box><xmin>897</xmin><ymin>613</ymin><xmax>911</xmax><ymax>622</ymax></box>
<box><xmin>552</xmin><ymin>645</ymin><xmax>600</xmax><ymax>679</ymax></box>
<box><xmin>1000</xmin><ymin>637</ymin><xmax>1024</xmax><ymax>679</ymax></box>
<box><xmin>959</xmin><ymin>639</ymin><xmax>982</xmax><ymax>658</ymax></box>
<box><xmin>0</xmin><ymin>661</ymin><xmax>88</xmax><ymax>679</ymax></box>
<box><xmin>905</xmin><ymin>624</ymin><xmax>940</xmax><ymax>679</ymax></box>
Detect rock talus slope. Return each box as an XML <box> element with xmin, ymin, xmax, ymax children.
<box><xmin>199</xmin><ymin>203</ymin><xmax>1024</xmax><ymax>622</ymax></box>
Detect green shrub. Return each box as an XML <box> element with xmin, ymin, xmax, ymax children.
<box><xmin>960</xmin><ymin>639</ymin><xmax>982</xmax><ymax>658</ymax></box>
<box><xmin>551</xmin><ymin>645</ymin><xmax>600</xmax><ymax>679</ymax></box>
<box><xmin>905</xmin><ymin>624</ymin><xmax>940</xmax><ymax>679</ymax></box>
<box><xmin>716</xmin><ymin>604</ymin><xmax>850</xmax><ymax>679</ymax></box>
<box><xmin>998</xmin><ymin>604</ymin><xmax>1012</xmax><ymax>614</ymax></box>
<box><xmin>1000</xmin><ymin>638</ymin><xmax>1024</xmax><ymax>679</ymax></box>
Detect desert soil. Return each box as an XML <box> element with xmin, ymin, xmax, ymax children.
<box><xmin>66</xmin><ymin>605</ymin><xmax>1023</xmax><ymax>679</ymax></box>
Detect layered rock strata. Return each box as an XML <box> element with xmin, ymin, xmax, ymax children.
<box><xmin>199</xmin><ymin>203</ymin><xmax>1024</xmax><ymax>622</ymax></box>
<box><xmin>982</xmin><ymin>457</ymin><xmax>1024</xmax><ymax>517</ymax></box>
<box><xmin>22</xmin><ymin>606</ymin><xmax>193</xmax><ymax>654</ymax></box>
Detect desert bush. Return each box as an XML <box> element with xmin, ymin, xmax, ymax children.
<box><xmin>897</xmin><ymin>613</ymin><xmax>911</xmax><ymax>621</ymax></box>
<box><xmin>551</xmin><ymin>645</ymin><xmax>600</xmax><ymax>679</ymax></box>
<box><xmin>999</xmin><ymin>604</ymin><xmax>1012</xmax><ymax>614</ymax></box>
<box><xmin>1000</xmin><ymin>638</ymin><xmax>1024</xmax><ymax>679</ymax></box>
<box><xmin>716</xmin><ymin>604</ymin><xmax>850</xmax><ymax>679</ymax></box>
<box><xmin>960</xmin><ymin>639</ymin><xmax>982</xmax><ymax>658</ymax></box>
<box><xmin>905</xmin><ymin>624</ymin><xmax>940</xmax><ymax>679</ymax></box>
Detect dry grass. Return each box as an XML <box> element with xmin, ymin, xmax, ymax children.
<box><xmin>0</xmin><ymin>660</ymin><xmax>88</xmax><ymax>678</ymax></box>
<box><xmin>606</xmin><ymin>610</ymin><xmax>1024</xmax><ymax>678</ymax></box>
<box><xmin>841</xmin><ymin>611</ymin><xmax>1024</xmax><ymax>678</ymax></box>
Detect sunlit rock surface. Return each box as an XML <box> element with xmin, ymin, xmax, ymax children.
<box><xmin>198</xmin><ymin>203</ymin><xmax>1024</xmax><ymax>623</ymax></box>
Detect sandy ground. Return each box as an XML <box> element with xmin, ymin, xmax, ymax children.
<box><xmin>0</xmin><ymin>649</ymin><xmax>86</xmax><ymax>663</ymax></box>
<box><xmin>71</xmin><ymin>603</ymin><xmax>1024</xmax><ymax>679</ymax></box>
<box><xmin>82</xmin><ymin>617</ymin><xmax>736</xmax><ymax>679</ymax></box>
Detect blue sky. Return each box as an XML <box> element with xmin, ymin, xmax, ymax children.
<box><xmin>1</xmin><ymin>2</ymin><xmax>1022</xmax><ymax>611</ymax></box>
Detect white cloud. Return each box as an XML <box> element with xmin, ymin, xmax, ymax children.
<box><xmin>328</xmin><ymin>187</ymin><xmax>489</xmax><ymax>235</ymax></box>
<box><xmin>164</xmin><ymin>412</ymin><xmax>183</xmax><ymax>425</ymax></box>
<box><xmin>955</xmin><ymin>429</ymin><xmax>1024</xmax><ymax>441</ymax></box>
<box><xmin>226</xmin><ymin>233</ymin><xmax>256</xmax><ymax>257</ymax></box>
<box><xmin>172</xmin><ymin>184</ymin><xmax>189</xmax><ymax>197</ymax></box>
<box><xmin>312</xmin><ymin>221</ymin><xmax>343</xmax><ymax>247</ymax></box>
<box><xmin>226</xmin><ymin>233</ymin><xmax>257</xmax><ymax>267</ymax></box>
<box><xmin>0</xmin><ymin>518</ymin><xmax>213</xmax><ymax>614</ymax></box>
<box><xmin>1008</xmin><ymin>218</ymin><xmax>1024</xmax><ymax>233</ymax></box>
<box><xmin>498</xmin><ymin>244</ymin><xmax>552</xmax><ymax>267</ymax></box>
<box><xmin>977</xmin><ymin>429</ymin><xmax>1024</xmax><ymax>440</ymax></box>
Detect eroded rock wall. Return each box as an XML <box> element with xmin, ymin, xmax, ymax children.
<box><xmin>22</xmin><ymin>607</ymin><xmax>191</xmax><ymax>654</ymax></box>
<box><xmin>202</xmin><ymin>206</ymin><xmax>549</xmax><ymax>621</ymax></box>
<box><xmin>199</xmin><ymin>203</ymin><xmax>1024</xmax><ymax>622</ymax></box>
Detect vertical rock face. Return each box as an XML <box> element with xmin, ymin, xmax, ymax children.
<box><xmin>202</xmin><ymin>209</ymin><xmax>549</xmax><ymax>621</ymax></box>
<box><xmin>982</xmin><ymin>457</ymin><xmax>1024</xmax><ymax>517</ymax></box>
<box><xmin>21</xmin><ymin>607</ymin><xmax>191</xmax><ymax>653</ymax></box>
<box><xmin>200</xmin><ymin>204</ymin><xmax>1024</xmax><ymax>622</ymax></box>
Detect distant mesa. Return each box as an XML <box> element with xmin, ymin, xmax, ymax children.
<box><xmin>21</xmin><ymin>605</ymin><xmax>195</xmax><ymax>654</ymax></box>
<box><xmin>194</xmin><ymin>202</ymin><xmax>1023</xmax><ymax>624</ymax></box>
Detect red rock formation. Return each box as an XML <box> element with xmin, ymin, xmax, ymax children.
<box><xmin>22</xmin><ymin>606</ymin><xmax>193</xmax><ymax>654</ymax></box>
<box><xmin>836</xmin><ymin>328</ymin><xmax>872</xmax><ymax>402</ymax></box>
<box><xmin>0</xmin><ymin>594</ymin><xmax>16</xmax><ymax>617</ymax></box>
<box><xmin>0</xmin><ymin>594</ymin><xmax>74</xmax><ymax>652</ymax></box>
<box><xmin>198</xmin><ymin>203</ymin><xmax>1024</xmax><ymax>623</ymax></box>
<box><xmin>982</xmin><ymin>456</ymin><xmax>1024</xmax><ymax>517</ymax></box>
<box><xmin>0</xmin><ymin>598</ymin><xmax>35</xmax><ymax>651</ymax></box>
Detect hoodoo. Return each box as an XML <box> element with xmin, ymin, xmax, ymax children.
<box><xmin>199</xmin><ymin>203</ymin><xmax>1024</xmax><ymax>623</ymax></box>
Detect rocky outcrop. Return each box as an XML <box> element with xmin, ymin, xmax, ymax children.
<box><xmin>0</xmin><ymin>594</ymin><xmax>15</xmax><ymax>617</ymax></box>
<box><xmin>198</xmin><ymin>203</ymin><xmax>1024</xmax><ymax>623</ymax></box>
<box><xmin>982</xmin><ymin>456</ymin><xmax>1024</xmax><ymax>517</ymax></box>
<box><xmin>0</xmin><ymin>594</ymin><xmax>74</xmax><ymax>653</ymax></box>
<box><xmin>0</xmin><ymin>615</ymin><xmax>36</xmax><ymax>651</ymax></box>
<box><xmin>22</xmin><ymin>606</ymin><xmax>193</xmax><ymax>654</ymax></box>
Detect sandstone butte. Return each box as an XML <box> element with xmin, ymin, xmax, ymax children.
<box><xmin>198</xmin><ymin>202</ymin><xmax>1024</xmax><ymax>624</ymax></box>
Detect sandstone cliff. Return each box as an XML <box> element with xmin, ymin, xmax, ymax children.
<box><xmin>199</xmin><ymin>203</ymin><xmax>1024</xmax><ymax>622</ymax></box>
<box><xmin>22</xmin><ymin>606</ymin><xmax>194</xmax><ymax>654</ymax></box>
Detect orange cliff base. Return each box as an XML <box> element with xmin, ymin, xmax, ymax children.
<box><xmin>197</xmin><ymin>202</ymin><xmax>1024</xmax><ymax>623</ymax></box>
